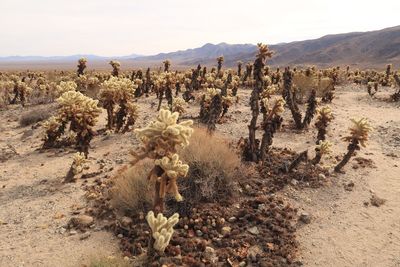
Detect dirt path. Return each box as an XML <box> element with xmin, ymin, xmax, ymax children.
<box><xmin>0</xmin><ymin>86</ymin><xmax>399</xmax><ymax>266</ymax></box>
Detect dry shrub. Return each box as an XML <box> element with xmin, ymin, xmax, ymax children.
<box><xmin>178</xmin><ymin>127</ymin><xmax>244</xmax><ymax>203</ymax></box>
<box><xmin>111</xmin><ymin>127</ymin><xmax>247</xmax><ymax>215</ymax></box>
<box><xmin>19</xmin><ymin>107</ymin><xmax>52</xmax><ymax>127</ymax></box>
<box><xmin>110</xmin><ymin>160</ymin><xmax>154</xmax><ymax>215</ymax></box>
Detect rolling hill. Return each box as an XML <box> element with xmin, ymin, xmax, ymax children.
<box><xmin>133</xmin><ymin>25</ymin><xmax>400</xmax><ymax>69</ymax></box>
<box><xmin>1</xmin><ymin>25</ymin><xmax>399</xmax><ymax>70</ymax></box>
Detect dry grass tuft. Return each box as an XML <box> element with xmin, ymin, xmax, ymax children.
<box><xmin>178</xmin><ymin>127</ymin><xmax>245</xmax><ymax>203</ymax></box>
<box><xmin>19</xmin><ymin>107</ymin><xmax>53</xmax><ymax>127</ymax></box>
<box><xmin>110</xmin><ymin>160</ymin><xmax>154</xmax><ymax>215</ymax></box>
<box><xmin>111</xmin><ymin>127</ymin><xmax>248</xmax><ymax>214</ymax></box>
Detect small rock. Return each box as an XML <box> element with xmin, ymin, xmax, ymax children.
<box><xmin>228</xmin><ymin>217</ymin><xmax>237</xmax><ymax>223</ymax></box>
<box><xmin>344</xmin><ymin>181</ymin><xmax>355</xmax><ymax>191</ymax></box>
<box><xmin>120</xmin><ymin>216</ymin><xmax>133</xmax><ymax>227</ymax></box>
<box><xmin>370</xmin><ymin>194</ymin><xmax>386</xmax><ymax>207</ymax></box>
<box><xmin>299</xmin><ymin>212</ymin><xmax>311</xmax><ymax>224</ymax></box>
<box><xmin>80</xmin><ymin>232</ymin><xmax>91</xmax><ymax>240</ymax></box>
<box><xmin>248</xmin><ymin>245</ymin><xmax>263</xmax><ymax>261</ymax></box>
<box><xmin>239</xmin><ymin>261</ymin><xmax>247</xmax><ymax>267</ymax></box>
<box><xmin>70</xmin><ymin>215</ymin><xmax>94</xmax><ymax>228</ymax></box>
<box><xmin>69</xmin><ymin>230</ymin><xmax>77</xmax><ymax>235</ymax></box>
<box><xmin>196</xmin><ymin>230</ymin><xmax>203</xmax><ymax>237</ymax></box>
<box><xmin>221</xmin><ymin>226</ymin><xmax>231</xmax><ymax>235</ymax></box>
<box><xmin>247</xmin><ymin>226</ymin><xmax>260</xmax><ymax>235</ymax></box>
<box><xmin>318</xmin><ymin>173</ymin><xmax>326</xmax><ymax>180</ymax></box>
<box><xmin>203</xmin><ymin>246</ymin><xmax>218</xmax><ymax>263</ymax></box>
<box><xmin>58</xmin><ymin>227</ymin><xmax>67</xmax><ymax>234</ymax></box>
<box><xmin>291</xmin><ymin>179</ymin><xmax>299</xmax><ymax>186</ymax></box>
<box><xmin>117</xmin><ymin>234</ymin><xmax>123</xmax><ymax>238</ymax></box>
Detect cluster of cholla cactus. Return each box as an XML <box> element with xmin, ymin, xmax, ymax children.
<box><xmin>334</xmin><ymin>118</ymin><xmax>372</xmax><ymax>172</ymax></box>
<box><xmin>0</xmin><ymin>80</ymin><xmax>15</xmax><ymax>107</ymax></box>
<box><xmin>199</xmin><ymin>87</ymin><xmax>234</xmax><ymax>132</ymax></box>
<box><xmin>291</xmin><ymin>67</ymin><xmax>335</xmax><ymax>103</ymax></box>
<box><xmin>10</xmin><ymin>78</ymin><xmax>31</xmax><ymax>106</ymax></box>
<box><xmin>77</xmin><ymin>58</ymin><xmax>87</xmax><ymax>76</ymax></box>
<box><xmin>109</xmin><ymin>60</ymin><xmax>121</xmax><ymax>77</ymax></box>
<box><xmin>154</xmin><ymin>72</ymin><xmax>174</xmax><ymax>111</ymax></box>
<box><xmin>99</xmin><ymin>77</ymin><xmax>139</xmax><ymax>132</ymax></box>
<box><xmin>65</xmin><ymin>152</ymin><xmax>89</xmax><ymax>182</ymax></box>
<box><xmin>42</xmin><ymin>91</ymin><xmax>101</xmax><ymax>156</ymax></box>
<box><xmin>130</xmin><ymin>109</ymin><xmax>193</xmax><ymax>213</ymax></box>
<box><xmin>146</xmin><ymin>211</ymin><xmax>179</xmax><ymax>253</ymax></box>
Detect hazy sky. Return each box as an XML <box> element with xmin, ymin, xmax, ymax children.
<box><xmin>1</xmin><ymin>0</ymin><xmax>399</xmax><ymax>56</ymax></box>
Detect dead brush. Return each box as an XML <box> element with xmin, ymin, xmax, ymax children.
<box><xmin>111</xmin><ymin>127</ymin><xmax>245</xmax><ymax>214</ymax></box>
<box><xmin>19</xmin><ymin>106</ymin><xmax>53</xmax><ymax>126</ymax></box>
<box><xmin>177</xmin><ymin>127</ymin><xmax>245</xmax><ymax>203</ymax></box>
<box><xmin>111</xmin><ymin>160</ymin><xmax>155</xmax><ymax>214</ymax></box>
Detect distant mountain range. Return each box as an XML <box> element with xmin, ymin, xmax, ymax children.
<box><xmin>1</xmin><ymin>25</ymin><xmax>399</xmax><ymax>70</ymax></box>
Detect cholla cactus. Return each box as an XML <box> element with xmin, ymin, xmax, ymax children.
<box><xmin>131</xmin><ymin>109</ymin><xmax>193</xmax><ymax>213</ymax></box>
<box><xmin>0</xmin><ymin>80</ymin><xmax>15</xmax><ymax>107</ymax></box>
<box><xmin>243</xmin><ymin>43</ymin><xmax>273</xmax><ymax>162</ymax></box>
<box><xmin>315</xmin><ymin>106</ymin><xmax>333</xmax><ymax>143</ymax></box>
<box><xmin>109</xmin><ymin>60</ymin><xmax>121</xmax><ymax>77</ymax></box>
<box><xmin>335</xmin><ymin>118</ymin><xmax>372</xmax><ymax>172</ymax></box>
<box><xmin>146</xmin><ymin>211</ymin><xmax>179</xmax><ymax>253</ymax></box>
<box><xmin>99</xmin><ymin>77</ymin><xmax>139</xmax><ymax>132</ymax></box>
<box><xmin>259</xmin><ymin>97</ymin><xmax>285</xmax><ymax>160</ymax></box>
<box><xmin>155</xmin><ymin>153</ymin><xmax>189</xmax><ymax>201</ymax></box>
<box><xmin>237</xmin><ymin>61</ymin><xmax>243</xmax><ymax>76</ymax></box>
<box><xmin>10</xmin><ymin>80</ymin><xmax>31</xmax><ymax>106</ymax></box>
<box><xmin>312</xmin><ymin>140</ymin><xmax>332</xmax><ymax>165</ymax></box>
<box><xmin>367</xmin><ymin>81</ymin><xmax>379</xmax><ymax>96</ymax></box>
<box><xmin>65</xmin><ymin>152</ymin><xmax>89</xmax><ymax>182</ymax></box>
<box><xmin>172</xmin><ymin>97</ymin><xmax>186</xmax><ymax>114</ymax></box>
<box><xmin>302</xmin><ymin>89</ymin><xmax>318</xmax><ymax>128</ymax></box>
<box><xmin>77</xmin><ymin>58</ymin><xmax>87</xmax><ymax>76</ymax></box>
<box><xmin>56</xmin><ymin>81</ymin><xmax>77</xmax><ymax>96</ymax></box>
<box><xmin>43</xmin><ymin>91</ymin><xmax>101</xmax><ymax>156</ymax></box>
<box><xmin>284</xmin><ymin>67</ymin><xmax>303</xmax><ymax>129</ymax></box>
<box><xmin>163</xmin><ymin>60</ymin><xmax>171</xmax><ymax>72</ymax></box>
<box><xmin>217</xmin><ymin>56</ymin><xmax>224</xmax><ymax>76</ymax></box>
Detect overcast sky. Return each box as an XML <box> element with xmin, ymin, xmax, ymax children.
<box><xmin>1</xmin><ymin>0</ymin><xmax>399</xmax><ymax>56</ymax></box>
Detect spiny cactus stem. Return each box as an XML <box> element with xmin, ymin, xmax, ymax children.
<box><xmin>334</xmin><ymin>140</ymin><xmax>359</xmax><ymax>172</ymax></box>
<box><xmin>311</xmin><ymin>151</ymin><xmax>322</xmax><ymax>165</ymax></box>
<box><xmin>288</xmin><ymin>150</ymin><xmax>308</xmax><ymax>172</ymax></box>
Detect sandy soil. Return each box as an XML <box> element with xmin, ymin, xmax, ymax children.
<box><xmin>0</xmin><ymin>85</ymin><xmax>399</xmax><ymax>266</ymax></box>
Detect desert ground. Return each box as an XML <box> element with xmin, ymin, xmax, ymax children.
<box><xmin>0</xmin><ymin>83</ymin><xmax>399</xmax><ymax>267</ymax></box>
